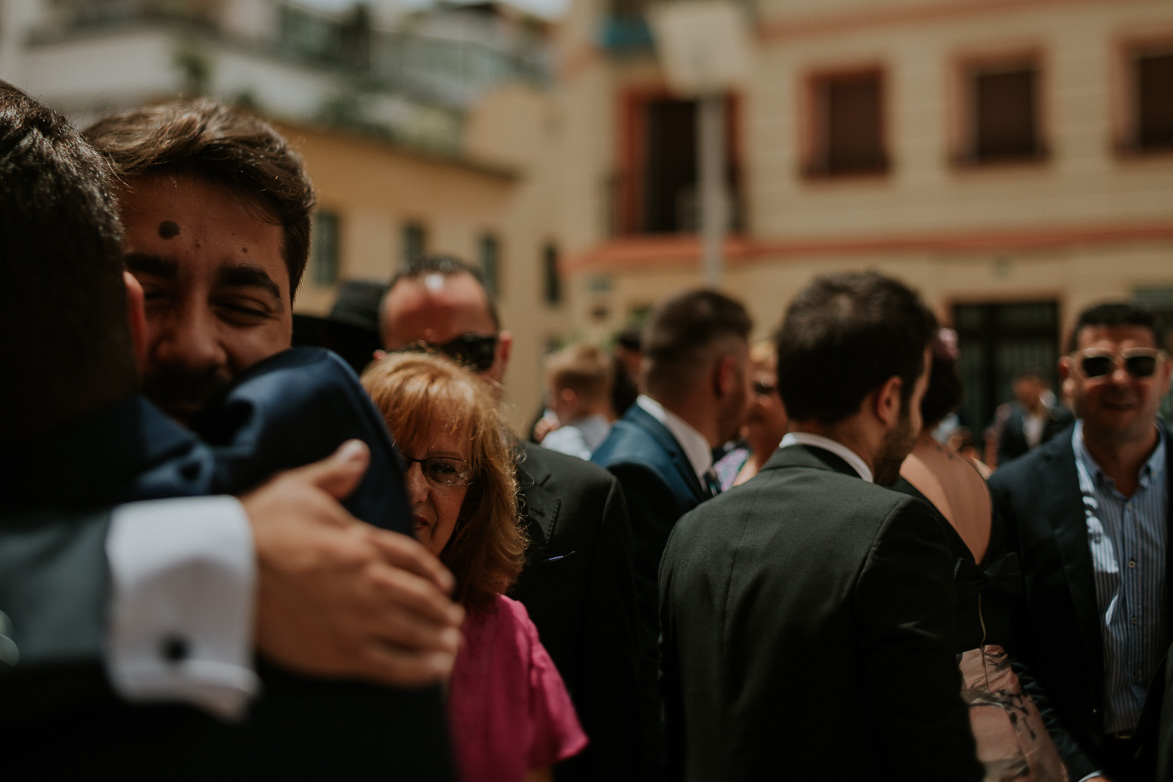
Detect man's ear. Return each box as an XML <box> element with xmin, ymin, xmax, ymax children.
<box><xmin>123</xmin><ymin>271</ymin><xmax>147</xmax><ymax>371</ymax></box>
<box><xmin>495</xmin><ymin>329</ymin><xmax>514</xmax><ymax>376</ymax></box>
<box><xmin>712</xmin><ymin>354</ymin><xmax>736</xmax><ymax>399</ymax></box>
<box><xmin>873</xmin><ymin>375</ymin><xmax>903</xmax><ymax>426</ymax></box>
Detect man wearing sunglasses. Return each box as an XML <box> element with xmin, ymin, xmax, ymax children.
<box><xmin>990</xmin><ymin>302</ymin><xmax>1172</xmax><ymax>782</ymax></box>
<box><xmin>379</xmin><ymin>255</ymin><xmax>645</xmax><ymax>782</ymax></box>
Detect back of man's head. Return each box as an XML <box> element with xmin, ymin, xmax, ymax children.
<box><xmin>777</xmin><ymin>271</ymin><xmax>936</xmax><ymax>425</ymax></box>
<box><xmin>0</xmin><ymin>82</ymin><xmax>136</xmax><ymax>445</ymax></box>
<box><xmin>83</xmin><ymin>98</ymin><xmax>315</xmax><ymax>297</ymax></box>
<box><xmin>1066</xmin><ymin>302</ymin><xmax>1160</xmax><ymax>353</ymax></box>
<box><xmin>641</xmin><ymin>289</ymin><xmax>752</xmax><ymax>402</ymax></box>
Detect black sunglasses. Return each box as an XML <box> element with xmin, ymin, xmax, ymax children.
<box><xmin>1074</xmin><ymin>348</ymin><xmax>1164</xmax><ymax>379</ymax></box>
<box><xmin>401</xmin><ymin>334</ymin><xmax>499</xmax><ymax>373</ymax></box>
<box><xmin>402</xmin><ymin>455</ymin><xmax>475</xmax><ymax>487</ymax></box>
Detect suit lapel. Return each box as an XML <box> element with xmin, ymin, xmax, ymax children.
<box><xmin>518</xmin><ymin>442</ymin><xmax>558</xmax><ymax>555</ymax></box>
<box><xmin>1039</xmin><ymin>432</ymin><xmax>1104</xmax><ymax>699</ymax></box>
<box><xmin>1162</xmin><ymin>425</ymin><xmax>1173</xmax><ymax>624</ymax></box>
<box><xmin>625</xmin><ymin>405</ymin><xmax>706</xmax><ymax>502</ymax></box>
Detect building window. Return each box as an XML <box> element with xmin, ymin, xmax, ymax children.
<box><xmin>479</xmin><ymin>234</ymin><xmax>500</xmax><ymax>298</ymax></box>
<box><xmin>311</xmin><ymin>211</ymin><xmax>341</xmax><ymax>286</ymax></box>
<box><xmin>965</xmin><ymin>62</ymin><xmax>1042</xmax><ymax>163</ymax></box>
<box><xmin>952</xmin><ymin>301</ymin><xmax>1062</xmax><ymax>435</ymax></box>
<box><xmin>806</xmin><ymin>70</ymin><xmax>887</xmax><ymax>177</ymax></box>
<box><xmin>613</xmin><ymin>93</ymin><xmax>740</xmax><ymax>236</ymax></box>
<box><xmin>543</xmin><ymin>244</ymin><xmax>561</xmax><ymax>306</ymax></box>
<box><xmin>1130</xmin><ymin>50</ymin><xmax>1173</xmax><ymax>152</ymax></box>
<box><xmin>402</xmin><ymin>221</ymin><xmax>427</xmax><ymax>263</ymax></box>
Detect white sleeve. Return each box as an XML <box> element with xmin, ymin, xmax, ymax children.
<box><xmin>104</xmin><ymin>496</ymin><xmax>260</xmax><ymax>721</ymax></box>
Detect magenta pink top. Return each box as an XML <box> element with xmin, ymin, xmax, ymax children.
<box><xmin>447</xmin><ymin>594</ymin><xmax>588</xmax><ymax>782</ymax></box>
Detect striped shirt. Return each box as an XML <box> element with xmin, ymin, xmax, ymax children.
<box><xmin>1073</xmin><ymin>421</ymin><xmax>1168</xmax><ymax>733</ymax></box>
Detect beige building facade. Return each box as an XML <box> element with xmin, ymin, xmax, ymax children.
<box><xmin>549</xmin><ymin>0</ymin><xmax>1173</xmax><ymax>427</ymax></box>
<box><xmin>285</xmin><ymin>101</ymin><xmax>568</xmax><ymax>431</ymax></box>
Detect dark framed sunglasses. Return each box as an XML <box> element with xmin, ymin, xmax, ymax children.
<box><xmin>402</xmin><ymin>455</ymin><xmax>475</xmax><ymax>487</ymax></box>
<box><xmin>1073</xmin><ymin>347</ymin><xmax>1164</xmax><ymax>379</ymax></box>
<box><xmin>401</xmin><ymin>333</ymin><xmax>499</xmax><ymax>373</ymax></box>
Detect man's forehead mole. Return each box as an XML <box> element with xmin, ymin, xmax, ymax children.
<box><xmin>158</xmin><ymin>221</ymin><xmax>180</xmax><ymax>239</ymax></box>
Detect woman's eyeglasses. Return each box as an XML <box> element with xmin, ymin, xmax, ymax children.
<box><xmin>402</xmin><ymin>455</ymin><xmax>475</xmax><ymax>486</ymax></box>
<box><xmin>400</xmin><ymin>334</ymin><xmax>499</xmax><ymax>373</ymax></box>
<box><xmin>1072</xmin><ymin>348</ymin><xmax>1164</xmax><ymax>379</ymax></box>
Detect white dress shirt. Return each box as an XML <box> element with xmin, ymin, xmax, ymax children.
<box><xmin>106</xmin><ymin>496</ymin><xmax>259</xmax><ymax>721</ymax></box>
<box><xmin>636</xmin><ymin>395</ymin><xmax>713</xmax><ymax>485</ymax></box>
<box><xmin>779</xmin><ymin>432</ymin><xmax>874</xmax><ymax>483</ymax></box>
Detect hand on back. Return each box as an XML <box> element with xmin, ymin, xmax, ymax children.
<box><xmin>242</xmin><ymin>440</ymin><xmax>464</xmax><ymax>686</ymax></box>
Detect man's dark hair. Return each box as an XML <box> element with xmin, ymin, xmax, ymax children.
<box><xmin>1065</xmin><ymin>302</ymin><xmax>1161</xmax><ymax>353</ymax></box>
<box><xmin>642</xmin><ymin>289</ymin><xmax>752</xmax><ymax>400</ymax></box>
<box><xmin>388</xmin><ymin>254</ymin><xmax>501</xmax><ymax>330</ymax></box>
<box><xmin>776</xmin><ymin>271</ymin><xmax>937</xmax><ymax>425</ymax></box>
<box><xmin>0</xmin><ymin>82</ymin><xmax>136</xmax><ymax>444</ymax></box>
<box><xmin>83</xmin><ymin>98</ymin><xmax>316</xmax><ymax>297</ymax></box>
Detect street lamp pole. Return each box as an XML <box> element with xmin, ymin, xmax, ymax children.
<box><xmin>648</xmin><ymin>1</ymin><xmax>750</xmax><ymax>288</ymax></box>
<box><xmin>698</xmin><ymin>91</ymin><xmax>725</xmax><ymax>287</ymax></box>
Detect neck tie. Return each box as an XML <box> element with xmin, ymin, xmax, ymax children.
<box><xmin>703</xmin><ymin>468</ymin><xmax>722</xmax><ymax>498</ymax></box>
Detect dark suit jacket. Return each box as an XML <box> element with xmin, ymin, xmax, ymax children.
<box><xmin>510</xmin><ymin>442</ymin><xmax>643</xmax><ymax>782</ymax></box>
<box><xmin>989</xmin><ymin>422</ymin><xmax>1171</xmax><ymax>780</ymax></box>
<box><xmin>0</xmin><ymin>348</ymin><xmax>452</xmax><ymax>780</ymax></box>
<box><xmin>591</xmin><ymin>403</ymin><xmax>708</xmax><ymax>663</ymax></box>
<box><xmin>996</xmin><ymin>402</ymin><xmax>1074</xmax><ymax>465</ymax></box>
<box><xmin>659</xmin><ymin>444</ymin><xmax>982</xmax><ymax>781</ymax></box>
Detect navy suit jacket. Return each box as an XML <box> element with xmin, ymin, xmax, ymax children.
<box><xmin>0</xmin><ymin>348</ymin><xmax>452</xmax><ymax>780</ymax></box>
<box><xmin>989</xmin><ymin>423</ymin><xmax>1172</xmax><ymax>780</ymax></box>
<box><xmin>591</xmin><ymin>403</ymin><xmax>707</xmax><ymax>662</ymax></box>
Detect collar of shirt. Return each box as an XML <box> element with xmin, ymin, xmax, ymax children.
<box><xmin>636</xmin><ymin>394</ymin><xmax>713</xmax><ymax>484</ymax></box>
<box><xmin>780</xmin><ymin>432</ymin><xmax>874</xmax><ymax>483</ymax></box>
<box><xmin>1072</xmin><ymin>420</ymin><xmax>1166</xmax><ymax>492</ymax></box>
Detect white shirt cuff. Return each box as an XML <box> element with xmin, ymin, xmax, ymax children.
<box><xmin>105</xmin><ymin>496</ymin><xmax>259</xmax><ymax>721</ymax></box>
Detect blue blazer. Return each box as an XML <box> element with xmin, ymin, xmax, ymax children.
<box><xmin>989</xmin><ymin>423</ymin><xmax>1173</xmax><ymax>780</ymax></box>
<box><xmin>591</xmin><ymin>401</ymin><xmax>708</xmax><ymax>738</ymax></box>
<box><xmin>1</xmin><ymin>347</ymin><xmax>452</xmax><ymax>781</ymax></box>
<box><xmin>195</xmin><ymin>347</ymin><xmax>410</xmax><ymax>534</ymax></box>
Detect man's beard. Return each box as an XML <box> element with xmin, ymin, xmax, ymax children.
<box><xmin>872</xmin><ymin>410</ymin><xmax>917</xmax><ymax>486</ymax></box>
<box><xmin>142</xmin><ymin>366</ymin><xmax>234</xmax><ymax>427</ymax></box>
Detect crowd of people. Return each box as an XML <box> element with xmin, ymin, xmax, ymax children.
<box><xmin>2</xmin><ymin>82</ymin><xmax>1171</xmax><ymax>782</ymax></box>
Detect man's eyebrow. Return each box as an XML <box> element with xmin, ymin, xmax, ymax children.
<box><xmin>217</xmin><ymin>263</ymin><xmax>285</xmax><ymax>309</ymax></box>
<box><xmin>124</xmin><ymin>252</ymin><xmax>178</xmax><ymax>279</ymax></box>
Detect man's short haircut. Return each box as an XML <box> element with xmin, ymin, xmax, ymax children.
<box><xmin>641</xmin><ymin>289</ymin><xmax>752</xmax><ymax>399</ymax></box>
<box><xmin>1065</xmin><ymin>302</ymin><xmax>1161</xmax><ymax>353</ymax></box>
<box><xmin>776</xmin><ymin>271</ymin><xmax>937</xmax><ymax>425</ymax></box>
<box><xmin>387</xmin><ymin>254</ymin><xmax>501</xmax><ymax>331</ymax></box>
<box><xmin>0</xmin><ymin>82</ymin><xmax>136</xmax><ymax>444</ymax></box>
<box><xmin>83</xmin><ymin>98</ymin><xmax>315</xmax><ymax>297</ymax></box>
<box><xmin>546</xmin><ymin>343</ymin><xmax>613</xmax><ymax>406</ymax></box>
